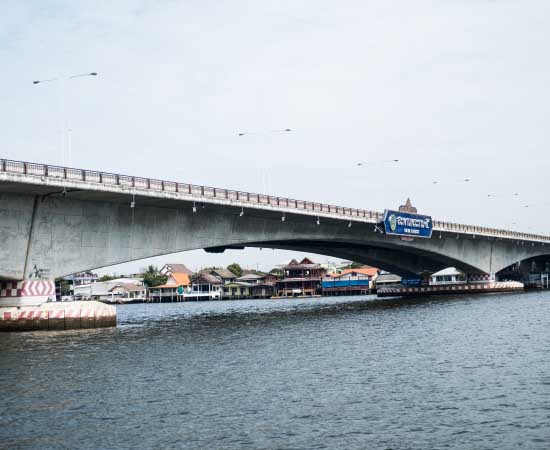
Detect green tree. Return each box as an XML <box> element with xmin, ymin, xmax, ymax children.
<box><xmin>227</xmin><ymin>263</ymin><xmax>243</xmax><ymax>277</ymax></box>
<box><xmin>142</xmin><ymin>265</ymin><xmax>168</xmax><ymax>287</ymax></box>
<box><xmin>200</xmin><ymin>266</ymin><xmax>223</xmax><ymax>272</ymax></box>
<box><xmin>98</xmin><ymin>274</ymin><xmax>117</xmax><ymax>282</ymax></box>
<box><xmin>343</xmin><ymin>262</ymin><xmax>363</xmax><ymax>270</ymax></box>
<box><xmin>269</xmin><ymin>268</ymin><xmax>283</xmax><ymax>277</ymax></box>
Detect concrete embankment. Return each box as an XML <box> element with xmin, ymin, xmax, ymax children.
<box><xmin>377</xmin><ymin>281</ymin><xmax>524</xmax><ymax>298</ymax></box>
<box><xmin>0</xmin><ymin>301</ymin><xmax>116</xmax><ymax>332</ymax></box>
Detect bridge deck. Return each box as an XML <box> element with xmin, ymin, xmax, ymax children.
<box><xmin>1</xmin><ymin>158</ymin><xmax>548</xmax><ymax>244</ymax></box>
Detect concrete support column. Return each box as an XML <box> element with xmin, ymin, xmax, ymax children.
<box><xmin>467</xmin><ymin>274</ymin><xmax>491</xmax><ymax>284</ymax></box>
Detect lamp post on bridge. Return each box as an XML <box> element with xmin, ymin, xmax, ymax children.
<box><xmin>237</xmin><ymin>127</ymin><xmax>292</xmax><ymax>196</ymax></box>
<box><xmin>33</xmin><ymin>72</ymin><xmax>98</xmax><ymax>167</ymax></box>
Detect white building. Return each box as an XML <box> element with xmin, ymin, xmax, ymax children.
<box><xmin>108</xmin><ymin>277</ymin><xmax>144</xmax><ymax>285</ymax></box>
<box><xmin>73</xmin><ymin>281</ymin><xmax>146</xmax><ymax>303</ymax></box>
<box><xmin>430</xmin><ymin>267</ymin><xmax>466</xmax><ymax>285</ymax></box>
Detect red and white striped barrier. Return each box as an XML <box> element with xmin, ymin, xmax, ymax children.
<box><xmin>468</xmin><ymin>274</ymin><xmax>492</xmax><ymax>282</ymax></box>
<box><xmin>0</xmin><ymin>280</ymin><xmax>55</xmax><ymax>297</ymax></box>
<box><xmin>0</xmin><ymin>301</ymin><xmax>116</xmax><ymax>331</ymax></box>
<box><xmin>0</xmin><ymin>280</ymin><xmax>56</xmax><ymax>307</ymax></box>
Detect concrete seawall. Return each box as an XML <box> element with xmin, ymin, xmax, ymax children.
<box><xmin>377</xmin><ymin>281</ymin><xmax>524</xmax><ymax>297</ymax></box>
<box><xmin>0</xmin><ymin>301</ymin><xmax>116</xmax><ymax>332</ymax></box>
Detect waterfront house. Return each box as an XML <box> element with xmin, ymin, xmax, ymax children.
<box><xmin>221</xmin><ymin>282</ymin><xmax>254</xmax><ymax>299</ymax></box>
<box><xmin>250</xmin><ymin>283</ymin><xmax>277</xmax><ymax>299</ymax></box>
<box><xmin>207</xmin><ymin>268</ymin><xmax>238</xmax><ymax>284</ymax></box>
<box><xmin>149</xmin><ymin>270</ymin><xmax>225</xmax><ymax>302</ymax></box>
<box><xmin>235</xmin><ymin>273</ymin><xmax>277</xmax><ymax>298</ymax></box>
<box><xmin>74</xmin><ymin>281</ymin><xmax>146</xmax><ymax>303</ymax></box>
<box><xmin>160</xmin><ymin>263</ymin><xmax>193</xmax><ymax>277</ymax></box>
<box><xmin>148</xmin><ymin>271</ymin><xmax>191</xmax><ymax>302</ymax></box>
<box><xmin>322</xmin><ymin>267</ymin><xmax>378</xmax><ymax>296</ymax></box>
<box><xmin>189</xmin><ymin>272</ymin><xmax>222</xmax><ymax>300</ymax></box>
<box><xmin>235</xmin><ymin>272</ymin><xmax>278</xmax><ymax>285</ymax></box>
<box><xmin>275</xmin><ymin>258</ymin><xmax>326</xmax><ymax>297</ymax></box>
<box><xmin>106</xmin><ymin>283</ymin><xmax>147</xmax><ymax>303</ymax></box>
<box><xmin>429</xmin><ymin>267</ymin><xmax>466</xmax><ymax>285</ymax></box>
<box><xmin>235</xmin><ymin>273</ymin><xmax>264</xmax><ymax>284</ymax></box>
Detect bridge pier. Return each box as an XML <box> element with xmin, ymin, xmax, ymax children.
<box><xmin>0</xmin><ymin>279</ymin><xmax>116</xmax><ymax>332</ymax></box>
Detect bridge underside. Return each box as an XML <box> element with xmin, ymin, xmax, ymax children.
<box><xmin>239</xmin><ymin>240</ymin><xmax>484</xmax><ymax>278</ymax></box>
<box><xmin>0</xmin><ymin>185</ymin><xmax>549</xmax><ymax>281</ymax></box>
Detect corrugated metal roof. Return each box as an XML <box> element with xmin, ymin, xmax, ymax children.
<box><xmin>108</xmin><ymin>283</ymin><xmax>146</xmax><ymax>292</ymax></box>
<box><xmin>222</xmin><ymin>282</ymin><xmax>255</xmax><ymax>287</ymax></box>
<box><xmin>193</xmin><ymin>273</ymin><xmax>223</xmax><ymax>284</ymax></box>
<box><xmin>209</xmin><ymin>269</ymin><xmax>237</xmax><ymax>279</ymax></box>
<box><xmin>236</xmin><ymin>273</ymin><xmax>264</xmax><ymax>281</ymax></box>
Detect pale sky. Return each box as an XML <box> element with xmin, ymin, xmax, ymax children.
<box><xmin>2</xmin><ymin>1</ymin><xmax>549</xmax><ymax>274</ymax></box>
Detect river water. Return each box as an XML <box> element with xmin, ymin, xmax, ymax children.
<box><xmin>1</xmin><ymin>292</ymin><xmax>549</xmax><ymax>450</ymax></box>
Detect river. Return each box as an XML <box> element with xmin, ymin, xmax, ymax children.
<box><xmin>1</xmin><ymin>292</ymin><xmax>549</xmax><ymax>449</ymax></box>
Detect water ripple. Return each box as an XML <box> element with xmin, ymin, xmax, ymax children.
<box><xmin>1</xmin><ymin>292</ymin><xmax>550</xmax><ymax>449</ymax></box>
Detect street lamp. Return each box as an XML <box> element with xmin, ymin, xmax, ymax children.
<box><xmin>237</xmin><ymin>128</ymin><xmax>291</xmax><ymax>136</ymax></box>
<box><xmin>237</xmin><ymin>127</ymin><xmax>292</xmax><ymax>195</ymax></box>
<box><xmin>356</xmin><ymin>159</ymin><xmax>399</xmax><ymax>166</ymax></box>
<box><xmin>33</xmin><ymin>72</ymin><xmax>98</xmax><ymax>166</ymax></box>
<box><xmin>432</xmin><ymin>178</ymin><xmax>471</xmax><ymax>184</ymax></box>
<box><xmin>487</xmin><ymin>192</ymin><xmax>520</xmax><ymax>198</ymax></box>
<box><xmin>32</xmin><ymin>72</ymin><xmax>97</xmax><ymax>84</ymax></box>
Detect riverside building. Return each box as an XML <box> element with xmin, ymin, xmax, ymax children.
<box><xmin>275</xmin><ymin>258</ymin><xmax>326</xmax><ymax>297</ymax></box>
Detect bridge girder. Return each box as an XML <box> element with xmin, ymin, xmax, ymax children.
<box><xmin>1</xmin><ymin>191</ymin><xmax>549</xmax><ymax>280</ymax></box>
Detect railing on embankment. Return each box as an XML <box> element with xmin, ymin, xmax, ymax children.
<box><xmin>1</xmin><ymin>158</ymin><xmax>549</xmax><ymax>244</ymax></box>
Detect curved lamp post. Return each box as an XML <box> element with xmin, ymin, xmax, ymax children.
<box><xmin>33</xmin><ymin>72</ymin><xmax>98</xmax><ymax>166</ymax></box>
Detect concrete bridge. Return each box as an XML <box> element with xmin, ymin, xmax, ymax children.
<box><xmin>1</xmin><ymin>158</ymin><xmax>549</xmax><ymax>306</ymax></box>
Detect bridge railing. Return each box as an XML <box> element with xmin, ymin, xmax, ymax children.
<box><xmin>1</xmin><ymin>158</ymin><xmax>548</xmax><ymax>243</ymax></box>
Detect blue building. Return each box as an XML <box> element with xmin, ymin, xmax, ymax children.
<box><xmin>322</xmin><ymin>267</ymin><xmax>377</xmax><ymax>296</ymax></box>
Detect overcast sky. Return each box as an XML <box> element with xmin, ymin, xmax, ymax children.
<box><xmin>2</xmin><ymin>1</ymin><xmax>549</xmax><ymax>273</ymax></box>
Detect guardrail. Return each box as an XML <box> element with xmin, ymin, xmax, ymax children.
<box><xmin>1</xmin><ymin>158</ymin><xmax>549</xmax><ymax>243</ymax></box>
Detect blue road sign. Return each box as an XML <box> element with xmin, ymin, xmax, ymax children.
<box><xmin>401</xmin><ymin>278</ymin><xmax>423</xmax><ymax>286</ymax></box>
<box><xmin>383</xmin><ymin>210</ymin><xmax>433</xmax><ymax>238</ymax></box>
